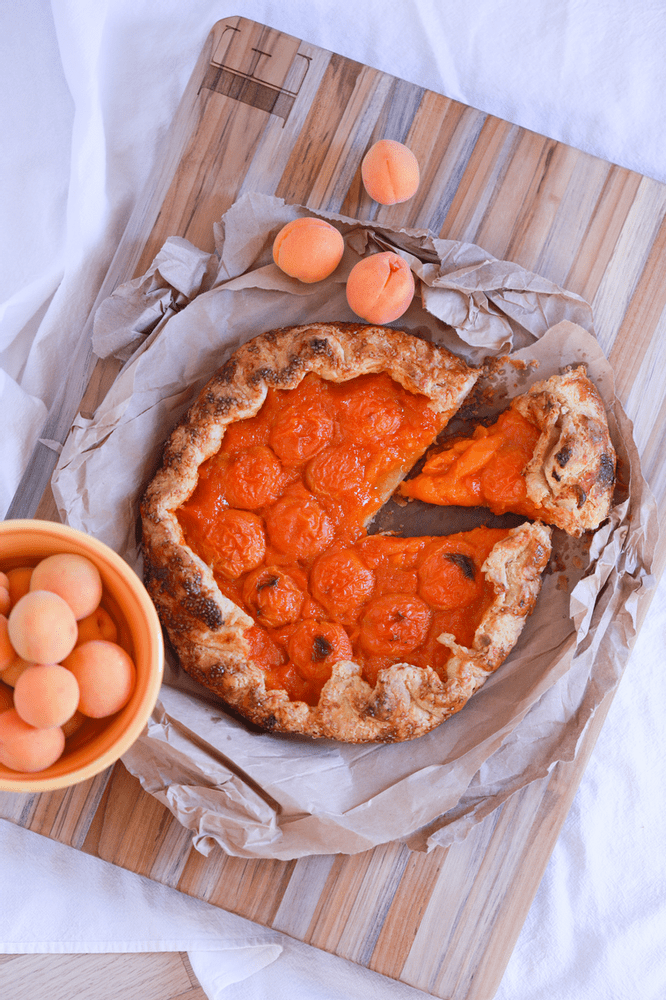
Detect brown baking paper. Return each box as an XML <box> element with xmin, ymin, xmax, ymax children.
<box><xmin>51</xmin><ymin>193</ymin><xmax>658</xmax><ymax>859</ymax></box>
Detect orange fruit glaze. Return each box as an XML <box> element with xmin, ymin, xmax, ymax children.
<box><xmin>177</xmin><ymin>372</ymin><xmax>514</xmax><ymax>706</ymax></box>
<box><xmin>399</xmin><ymin>407</ymin><xmax>542</xmax><ymax>517</ymax></box>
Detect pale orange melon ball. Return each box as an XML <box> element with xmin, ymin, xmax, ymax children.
<box><xmin>62</xmin><ymin>640</ymin><xmax>136</xmax><ymax>718</ymax></box>
<box><xmin>0</xmin><ymin>572</ymin><xmax>9</xmax><ymax>616</ymax></box>
<box><xmin>6</xmin><ymin>566</ymin><xmax>33</xmax><ymax>608</ymax></box>
<box><xmin>0</xmin><ymin>615</ymin><xmax>15</xmax><ymax>672</ymax></box>
<box><xmin>273</xmin><ymin>217</ymin><xmax>345</xmax><ymax>283</ymax></box>
<box><xmin>346</xmin><ymin>251</ymin><xmax>415</xmax><ymax>324</ymax></box>
<box><xmin>8</xmin><ymin>590</ymin><xmax>78</xmax><ymax>664</ymax></box>
<box><xmin>0</xmin><ymin>682</ymin><xmax>13</xmax><ymax>714</ymax></box>
<box><xmin>14</xmin><ymin>664</ymin><xmax>80</xmax><ymax>729</ymax></box>
<box><xmin>76</xmin><ymin>605</ymin><xmax>118</xmax><ymax>646</ymax></box>
<box><xmin>30</xmin><ymin>552</ymin><xmax>103</xmax><ymax>621</ymax></box>
<box><xmin>361</xmin><ymin>139</ymin><xmax>420</xmax><ymax>205</ymax></box>
<box><xmin>0</xmin><ymin>709</ymin><xmax>65</xmax><ymax>772</ymax></box>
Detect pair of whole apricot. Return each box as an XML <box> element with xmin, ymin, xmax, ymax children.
<box><xmin>272</xmin><ymin>139</ymin><xmax>420</xmax><ymax>325</ymax></box>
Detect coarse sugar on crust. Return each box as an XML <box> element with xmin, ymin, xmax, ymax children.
<box><xmin>141</xmin><ymin>322</ymin><xmax>553</xmax><ymax>743</ymax></box>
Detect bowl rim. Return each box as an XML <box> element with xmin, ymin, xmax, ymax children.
<box><xmin>0</xmin><ymin>518</ymin><xmax>164</xmax><ymax>792</ymax></box>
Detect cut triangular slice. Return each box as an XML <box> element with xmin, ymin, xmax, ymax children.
<box><xmin>399</xmin><ymin>366</ymin><xmax>616</xmax><ymax>536</ymax></box>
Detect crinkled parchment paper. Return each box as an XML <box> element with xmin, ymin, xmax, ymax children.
<box><xmin>52</xmin><ymin>193</ymin><xmax>658</xmax><ymax>859</ymax></box>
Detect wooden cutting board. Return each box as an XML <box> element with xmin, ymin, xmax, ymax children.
<box><xmin>2</xmin><ymin>17</ymin><xmax>666</xmax><ymax>999</ymax></box>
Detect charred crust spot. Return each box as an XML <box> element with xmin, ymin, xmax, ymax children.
<box><xmin>249</xmin><ymin>366</ymin><xmax>276</xmax><ymax>387</ymax></box>
<box><xmin>575</xmin><ymin>485</ymin><xmax>587</xmax><ymax>508</ymax></box>
<box><xmin>181</xmin><ymin>592</ymin><xmax>225</xmax><ymax>629</ymax></box>
<box><xmin>249</xmin><ymin>357</ymin><xmax>304</xmax><ymax>387</ymax></box>
<box><xmin>551</xmin><ymin>468</ymin><xmax>561</xmax><ymax>482</ymax></box>
<box><xmin>203</xmin><ymin>390</ymin><xmax>238</xmax><ymax>416</ymax></box>
<box><xmin>312</xmin><ymin>635</ymin><xmax>333</xmax><ymax>661</ymax></box>
<box><xmin>262</xmin><ymin>713</ymin><xmax>279</xmax><ymax>730</ymax></box>
<box><xmin>555</xmin><ymin>445</ymin><xmax>572</xmax><ymax>467</ymax></box>
<box><xmin>180</xmin><ymin>573</ymin><xmax>225</xmax><ymax>629</ymax></box>
<box><xmin>446</xmin><ymin>552</ymin><xmax>476</xmax><ymax>580</ymax></box>
<box><xmin>308</xmin><ymin>337</ymin><xmax>332</xmax><ymax>357</ymax></box>
<box><xmin>597</xmin><ymin>452</ymin><xmax>615</xmax><ymax>487</ymax></box>
<box><xmin>256</xmin><ymin>575</ymin><xmax>279</xmax><ymax>590</ymax></box>
<box><xmin>216</xmin><ymin>358</ymin><xmax>238</xmax><ymax>385</ymax></box>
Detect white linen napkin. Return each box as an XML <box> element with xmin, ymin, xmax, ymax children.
<box><xmin>1</xmin><ymin>572</ymin><xmax>665</xmax><ymax>1000</ymax></box>
<box><xmin>2</xmin><ymin>2</ymin><xmax>666</xmax><ymax>999</ymax></box>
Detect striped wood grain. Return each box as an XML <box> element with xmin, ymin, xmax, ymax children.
<box><xmin>3</xmin><ymin>16</ymin><xmax>666</xmax><ymax>1000</ymax></box>
<box><xmin>0</xmin><ymin>953</ymin><xmax>206</xmax><ymax>1000</ymax></box>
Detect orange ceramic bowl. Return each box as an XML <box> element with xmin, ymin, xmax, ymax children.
<box><xmin>0</xmin><ymin>519</ymin><xmax>163</xmax><ymax>792</ymax></box>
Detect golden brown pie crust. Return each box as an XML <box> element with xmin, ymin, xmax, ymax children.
<box><xmin>141</xmin><ymin>323</ymin><xmax>558</xmax><ymax>742</ymax></box>
<box><xmin>400</xmin><ymin>366</ymin><xmax>616</xmax><ymax>536</ymax></box>
<box><xmin>512</xmin><ymin>366</ymin><xmax>616</xmax><ymax>534</ymax></box>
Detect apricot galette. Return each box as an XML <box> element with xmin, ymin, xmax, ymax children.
<box><xmin>140</xmin><ymin>323</ymin><xmax>612</xmax><ymax>743</ymax></box>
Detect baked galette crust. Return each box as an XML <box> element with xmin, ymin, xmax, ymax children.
<box><xmin>511</xmin><ymin>366</ymin><xmax>616</xmax><ymax>535</ymax></box>
<box><xmin>141</xmin><ymin>322</ymin><xmax>553</xmax><ymax>743</ymax></box>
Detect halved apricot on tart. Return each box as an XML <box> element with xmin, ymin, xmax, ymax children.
<box><xmin>141</xmin><ymin>324</ymin><xmax>562</xmax><ymax>742</ymax></box>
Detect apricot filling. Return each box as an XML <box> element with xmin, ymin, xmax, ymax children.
<box><xmin>399</xmin><ymin>407</ymin><xmax>543</xmax><ymax>517</ymax></box>
<box><xmin>176</xmin><ymin>371</ymin><xmax>514</xmax><ymax>706</ymax></box>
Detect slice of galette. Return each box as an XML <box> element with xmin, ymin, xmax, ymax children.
<box><xmin>141</xmin><ymin>322</ymin><xmax>554</xmax><ymax>743</ymax></box>
<box><xmin>399</xmin><ymin>366</ymin><xmax>616</xmax><ymax>536</ymax></box>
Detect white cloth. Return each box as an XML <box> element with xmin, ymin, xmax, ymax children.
<box><xmin>2</xmin><ymin>2</ymin><xmax>666</xmax><ymax>999</ymax></box>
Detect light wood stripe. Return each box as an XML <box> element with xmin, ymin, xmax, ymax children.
<box><xmin>591</xmin><ymin>174</ymin><xmax>666</xmax><ymax>357</ymax></box>
<box><xmin>0</xmin><ymin>953</ymin><xmax>203</xmax><ymax>1000</ymax></box>
<box><xmin>4</xmin><ymin>15</ymin><xmax>666</xmax><ymax>1000</ymax></box>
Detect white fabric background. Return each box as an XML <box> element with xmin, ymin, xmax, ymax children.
<box><xmin>1</xmin><ymin>2</ymin><xmax>665</xmax><ymax>999</ymax></box>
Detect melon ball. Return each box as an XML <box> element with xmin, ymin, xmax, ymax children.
<box><xmin>1</xmin><ymin>657</ymin><xmax>31</xmax><ymax>688</ymax></box>
<box><xmin>0</xmin><ymin>615</ymin><xmax>15</xmax><ymax>672</ymax></box>
<box><xmin>76</xmin><ymin>605</ymin><xmax>118</xmax><ymax>646</ymax></box>
<box><xmin>0</xmin><ymin>709</ymin><xmax>65</xmax><ymax>772</ymax></box>
<box><xmin>272</xmin><ymin>217</ymin><xmax>345</xmax><ymax>283</ymax></box>
<box><xmin>346</xmin><ymin>251</ymin><xmax>415</xmax><ymax>324</ymax></box>
<box><xmin>361</xmin><ymin>139</ymin><xmax>420</xmax><ymax>205</ymax></box>
<box><xmin>0</xmin><ymin>573</ymin><xmax>9</xmax><ymax>616</ymax></box>
<box><xmin>8</xmin><ymin>590</ymin><xmax>78</xmax><ymax>664</ymax></box>
<box><xmin>30</xmin><ymin>552</ymin><xmax>103</xmax><ymax>621</ymax></box>
<box><xmin>14</xmin><ymin>664</ymin><xmax>80</xmax><ymax>729</ymax></box>
<box><xmin>62</xmin><ymin>640</ymin><xmax>136</xmax><ymax>718</ymax></box>
<box><xmin>0</xmin><ymin>682</ymin><xmax>13</xmax><ymax>714</ymax></box>
<box><xmin>6</xmin><ymin>566</ymin><xmax>33</xmax><ymax>608</ymax></box>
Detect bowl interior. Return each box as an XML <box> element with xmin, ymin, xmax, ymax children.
<box><xmin>0</xmin><ymin>520</ymin><xmax>163</xmax><ymax>792</ymax></box>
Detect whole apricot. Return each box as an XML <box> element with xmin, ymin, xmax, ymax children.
<box><xmin>272</xmin><ymin>217</ymin><xmax>345</xmax><ymax>283</ymax></box>
<box><xmin>30</xmin><ymin>552</ymin><xmax>102</xmax><ymax>620</ymax></box>
<box><xmin>63</xmin><ymin>640</ymin><xmax>136</xmax><ymax>718</ymax></box>
<box><xmin>14</xmin><ymin>664</ymin><xmax>80</xmax><ymax>729</ymax></box>
<box><xmin>8</xmin><ymin>590</ymin><xmax>78</xmax><ymax>664</ymax></box>
<box><xmin>0</xmin><ymin>615</ymin><xmax>14</xmax><ymax>672</ymax></box>
<box><xmin>61</xmin><ymin>709</ymin><xmax>86</xmax><ymax>739</ymax></box>
<box><xmin>346</xmin><ymin>251</ymin><xmax>415</xmax><ymax>324</ymax></box>
<box><xmin>0</xmin><ymin>709</ymin><xmax>65</xmax><ymax>772</ymax></box>
<box><xmin>0</xmin><ymin>572</ymin><xmax>9</xmax><ymax>616</ymax></box>
<box><xmin>0</xmin><ymin>682</ymin><xmax>13</xmax><ymax>714</ymax></box>
<box><xmin>1</xmin><ymin>657</ymin><xmax>31</xmax><ymax>688</ymax></box>
<box><xmin>361</xmin><ymin>139</ymin><xmax>420</xmax><ymax>205</ymax></box>
<box><xmin>76</xmin><ymin>605</ymin><xmax>118</xmax><ymax>646</ymax></box>
<box><xmin>6</xmin><ymin>566</ymin><xmax>32</xmax><ymax>608</ymax></box>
